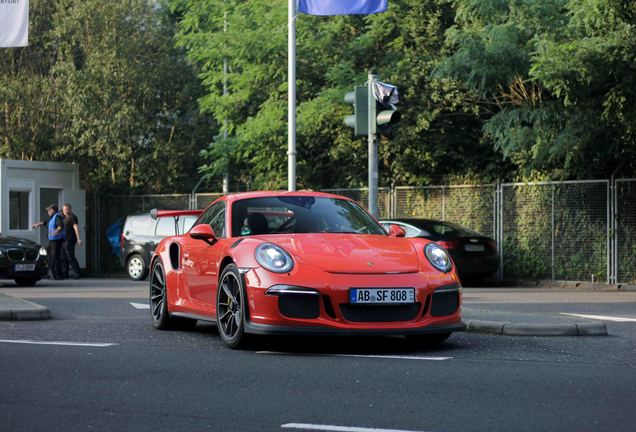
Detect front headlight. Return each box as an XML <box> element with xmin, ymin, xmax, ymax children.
<box><xmin>255</xmin><ymin>243</ymin><xmax>294</xmax><ymax>273</ymax></box>
<box><xmin>39</xmin><ymin>247</ymin><xmax>48</xmax><ymax>256</ymax></box>
<box><xmin>424</xmin><ymin>243</ymin><xmax>452</xmax><ymax>273</ymax></box>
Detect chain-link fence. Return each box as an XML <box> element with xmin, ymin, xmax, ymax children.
<box><xmin>500</xmin><ymin>181</ymin><xmax>608</xmax><ymax>282</ymax></box>
<box><xmin>394</xmin><ymin>185</ymin><xmax>496</xmax><ymax>238</ymax></box>
<box><xmin>92</xmin><ymin>194</ymin><xmax>190</xmax><ymax>273</ymax></box>
<box><xmin>195</xmin><ymin>193</ymin><xmax>224</xmax><ymax>210</ymax></box>
<box><xmin>616</xmin><ymin>179</ymin><xmax>636</xmax><ymax>284</ymax></box>
<box><xmin>88</xmin><ymin>180</ymin><xmax>635</xmax><ymax>284</ymax></box>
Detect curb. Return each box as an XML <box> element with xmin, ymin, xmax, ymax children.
<box><xmin>463</xmin><ymin>319</ymin><xmax>607</xmax><ymax>337</ymax></box>
<box><xmin>0</xmin><ymin>293</ymin><xmax>51</xmax><ymax>321</ymax></box>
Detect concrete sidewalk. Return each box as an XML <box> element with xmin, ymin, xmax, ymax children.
<box><xmin>0</xmin><ymin>283</ymin><xmax>614</xmax><ymax>336</ymax></box>
<box><xmin>0</xmin><ymin>292</ymin><xmax>51</xmax><ymax>321</ymax></box>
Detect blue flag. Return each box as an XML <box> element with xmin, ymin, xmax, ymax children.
<box><xmin>298</xmin><ymin>0</ymin><xmax>388</xmax><ymax>16</ymax></box>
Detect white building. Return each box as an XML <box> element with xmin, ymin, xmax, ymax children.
<box><xmin>0</xmin><ymin>159</ymin><xmax>86</xmax><ymax>268</ymax></box>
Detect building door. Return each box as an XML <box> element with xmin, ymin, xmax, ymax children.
<box><xmin>38</xmin><ymin>188</ymin><xmax>62</xmax><ymax>246</ymax></box>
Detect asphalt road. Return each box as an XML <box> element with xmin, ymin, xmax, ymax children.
<box><xmin>1</xmin><ymin>279</ymin><xmax>635</xmax><ymax>432</ymax></box>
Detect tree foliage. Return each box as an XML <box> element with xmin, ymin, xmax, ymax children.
<box><xmin>439</xmin><ymin>0</ymin><xmax>636</xmax><ymax>179</ymax></box>
<box><xmin>0</xmin><ymin>0</ymin><xmax>212</xmax><ymax>192</ymax></box>
<box><xmin>171</xmin><ymin>0</ymin><xmax>506</xmax><ymax>190</ymax></box>
<box><xmin>2</xmin><ymin>0</ymin><xmax>634</xmax><ymax>194</ymax></box>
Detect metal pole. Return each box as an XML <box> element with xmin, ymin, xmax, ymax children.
<box><xmin>287</xmin><ymin>0</ymin><xmax>297</xmax><ymax>191</ymax></box>
<box><xmin>368</xmin><ymin>72</ymin><xmax>378</xmax><ymax>217</ymax></box>
<box><xmin>551</xmin><ymin>184</ymin><xmax>555</xmax><ymax>281</ymax></box>
<box><xmin>498</xmin><ymin>183</ymin><xmax>504</xmax><ymax>281</ymax></box>
<box><xmin>223</xmin><ymin>3</ymin><xmax>230</xmax><ymax>195</ymax></box>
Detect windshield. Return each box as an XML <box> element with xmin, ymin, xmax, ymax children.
<box><xmin>231</xmin><ymin>196</ymin><xmax>386</xmax><ymax>237</ymax></box>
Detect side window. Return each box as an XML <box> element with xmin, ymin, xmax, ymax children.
<box><xmin>196</xmin><ymin>202</ymin><xmax>226</xmax><ymax>238</ymax></box>
<box><xmin>129</xmin><ymin>216</ymin><xmax>154</xmax><ymax>236</ymax></box>
<box><xmin>402</xmin><ymin>224</ymin><xmax>420</xmax><ymax>238</ymax></box>
<box><xmin>155</xmin><ymin>217</ymin><xmax>176</xmax><ymax>237</ymax></box>
<box><xmin>180</xmin><ymin>215</ymin><xmax>197</xmax><ymax>234</ymax></box>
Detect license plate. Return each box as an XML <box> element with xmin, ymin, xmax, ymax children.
<box><xmin>349</xmin><ymin>288</ymin><xmax>415</xmax><ymax>304</ymax></box>
<box><xmin>464</xmin><ymin>244</ymin><xmax>485</xmax><ymax>252</ymax></box>
<box><xmin>14</xmin><ymin>264</ymin><xmax>36</xmax><ymax>272</ymax></box>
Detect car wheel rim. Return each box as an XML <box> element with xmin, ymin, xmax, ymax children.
<box><xmin>218</xmin><ymin>272</ymin><xmax>242</xmax><ymax>341</ymax></box>
<box><xmin>150</xmin><ymin>264</ymin><xmax>165</xmax><ymax>322</ymax></box>
<box><xmin>129</xmin><ymin>257</ymin><xmax>143</xmax><ymax>278</ymax></box>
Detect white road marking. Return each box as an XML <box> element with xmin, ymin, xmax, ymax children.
<box><xmin>0</xmin><ymin>339</ymin><xmax>117</xmax><ymax>347</ymax></box>
<box><xmin>561</xmin><ymin>313</ymin><xmax>636</xmax><ymax>323</ymax></box>
<box><xmin>257</xmin><ymin>351</ymin><xmax>451</xmax><ymax>361</ymax></box>
<box><xmin>130</xmin><ymin>302</ymin><xmax>150</xmax><ymax>310</ymax></box>
<box><xmin>281</xmin><ymin>423</ymin><xmax>431</xmax><ymax>432</ymax></box>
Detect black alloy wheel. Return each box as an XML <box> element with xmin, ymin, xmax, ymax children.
<box><xmin>150</xmin><ymin>260</ymin><xmax>171</xmax><ymax>329</ymax></box>
<box><xmin>149</xmin><ymin>259</ymin><xmax>197</xmax><ymax>331</ymax></box>
<box><xmin>216</xmin><ymin>264</ymin><xmax>248</xmax><ymax>349</ymax></box>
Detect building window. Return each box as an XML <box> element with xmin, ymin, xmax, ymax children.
<box><xmin>10</xmin><ymin>190</ymin><xmax>30</xmax><ymax>230</ymax></box>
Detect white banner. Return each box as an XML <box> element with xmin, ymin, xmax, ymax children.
<box><xmin>0</xmin><ymin>0</ymin><xmax>29</xmax><ymax>47</ymax></box>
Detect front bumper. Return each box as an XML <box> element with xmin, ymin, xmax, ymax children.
<box><xmin>0</xmin><ymin>258</ymin><xmax>47</xmax><ymax>280</ymax></box>
<box><xmin>241</xmin><ymin>266</ymin><xmax>463</xmax><ymax>335</ymax></box>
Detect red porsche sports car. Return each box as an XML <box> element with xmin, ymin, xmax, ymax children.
<box><xmin>149</xmin><ymin>191</ymin><xmax>465</xmax><ymax>349</ymax></box>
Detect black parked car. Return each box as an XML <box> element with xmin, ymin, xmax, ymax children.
<box><xmin>380</xmin><ymin>218</ymin><xmax>499</xmax><ymax>283</ymax></box>
<box><xmin>120</xmin><ymin>212</ymin><xmax>197</xmax><ymax>281</ymax></box>
<box><xmin>0</xmin><ymin>235</ymin><xmax>47</xmax><ymax>286</ymax></box>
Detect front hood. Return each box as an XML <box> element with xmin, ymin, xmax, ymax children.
<box><xmin>267</xmin><ymin>234</ymin><xmax>420</xmax><ymax>274</ymax></box>
<box><xmin>0</xmin><ymin>236</ymin><xmax>38</xmax><ymax>248</ymax></box>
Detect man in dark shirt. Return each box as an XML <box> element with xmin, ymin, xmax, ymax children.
<box><xmin>61</xmin><ymin>203</ymin><xmax>82</xmax><ymax>279</ymax></box>
<box><xmin>32</xmin><ymin>204</ymin><xmax>65</xmax><ymax>280</ymax></box>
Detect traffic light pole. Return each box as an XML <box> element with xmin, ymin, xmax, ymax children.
<box><xmin>367</xmin><ymin>72</ymin><xmax>379</xmax><ymax>218</ymax></box>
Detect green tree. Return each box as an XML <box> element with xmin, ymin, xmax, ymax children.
<box><xmin>438</xmin><ymin>0</ymin><xmax>636</xmax><ymax>179</ymax></box>
<box><xmin>172</xmin><ymin>0</ymin><xmax>503</xmax><ymax>190</ymax></box>
<box><xmin>0</xmin><ymin>0</ymin><xmax>212</xmax><ymax>193</ymax></box>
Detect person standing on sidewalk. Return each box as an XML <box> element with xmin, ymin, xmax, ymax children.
<box><xmin>32</xmin><ymin>204</ymin><xmax>65</xmax><ymax>280</ymax></box>
<box><xmin>61</xmin><ymin>203</ymin><xmax>82</xmax><ymax>279</ymax></box>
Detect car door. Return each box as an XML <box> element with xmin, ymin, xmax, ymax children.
<box><xmin>181</xmin><ymin>201</ymin><xmax>226</xmax><ymax>312</ymax></box>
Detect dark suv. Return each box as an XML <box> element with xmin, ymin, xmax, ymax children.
<box><xmin>120</xmin><ymin>213</ymin><xmax>197</xmax><ymax>281</ymax></box>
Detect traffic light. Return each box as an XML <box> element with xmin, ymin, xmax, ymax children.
<box><xmin>371</xmin><ymin>97</ymin><xmax>401</xmax><ymax>134</ymax></box>
<box><xmin>344</xmin><ymin>84</ymin><xmax>400</xmax><ymax>136</ymax></box>
<box><xmin>344</xmin><ymin>86</ymin><xmax>368</xmax><ymax>136</ymax></box>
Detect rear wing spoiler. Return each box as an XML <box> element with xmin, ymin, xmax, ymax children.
<box><xmin>149</xmin><ymin>209</ymin><xmax>202</xmax><ymax>220</ymax></box>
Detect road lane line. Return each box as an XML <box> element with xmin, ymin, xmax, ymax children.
<box><xmin>130</xmin><ymin>302</ymin><xmax>150</xmax><ymax>310</ymax></box>
<box><xmin>0</xmin><ymin>339</ymin><xmax>117</xmax><ymax>347</ymax></box>
<box><xmin>282</xmin><ymin>423</ymin><xmax>431</xmax><ymax>432</ymax></box>
<box><xmin>560</xmin><ymin>313</ymin><xmax>636</xmax><ymax>322</ymax></box>
<box><xmin>258</xmin><ymin>351</ymin><xmax>451</xmax><ymax>361</ymax></box>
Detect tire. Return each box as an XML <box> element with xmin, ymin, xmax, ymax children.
<box><xmin>149</xmin><ymin>260</ymin><xmax>196</xmax><ymax>330</ymax></box>
<box><xmin>14</xmin><ymin>277</ymin><xmax>39</xmax><ymax>287</ymax></box>
<box><xmin>216</xmin><ymin>264</ymin><xmax>249</xmax><ymax>349</ymax></box>
<box><xmin>406</xmin><ymin>332</ymin><xmax>452</xmax><ymax>346</ymax></box>
<box><xmin>127</xmin><ymin>254</ymin><xmax>148</xmax><ymax>281</ymax></box>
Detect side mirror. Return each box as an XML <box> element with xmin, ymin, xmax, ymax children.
<box><xmin>189</xmin><ymin>224</ymin><xmax>217</xmax><ymax>244</ymax></box>
<box><xmin>388</xmin><ymin>224</ymin><xmax>406</xmax><ymax>238</ymax></box>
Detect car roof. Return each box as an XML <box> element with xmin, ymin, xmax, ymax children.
<box><xmin>223</xmin><ymin>190</ymin><xmax>353</xmax><ymax>202</ymax></box>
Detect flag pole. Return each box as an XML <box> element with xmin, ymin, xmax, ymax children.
<box><xmin>287</xmin><ymin>0</ymin><xmax>297</xmax><ymax>191</ymax></box>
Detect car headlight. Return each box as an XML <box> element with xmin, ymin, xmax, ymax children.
<box><xmin>255</xmin><ymin>243</ymin><xmax>294</xmax><ymax>273</ymax></box>
<box><xmin>39</xmin><ymin>247</ymin><xmax>48</xmax><ymax>256</ymax></box>
<box><xmin>424</xmin><ymin>243</ymin><xmax>452</xmax><ymax>273</ymax></box>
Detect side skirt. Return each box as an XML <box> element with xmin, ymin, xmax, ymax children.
<box><xmin>171</xmin><ymin>312</ymin><xmax>216</xmax><ymax>323</ymax></box>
